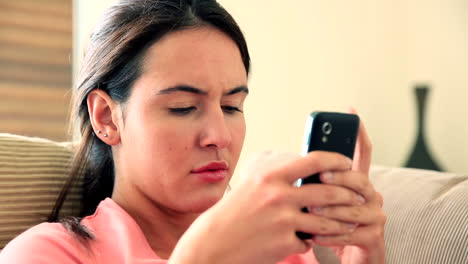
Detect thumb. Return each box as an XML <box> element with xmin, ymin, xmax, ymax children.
<box><xmin>347</xmin><ymin>107</ymin><xmax>372</xmax><ymax>175</ymax></box>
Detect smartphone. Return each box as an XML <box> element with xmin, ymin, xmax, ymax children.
<box><xmin>296</xmin><ymin>111</ymin><xmax>360</xmax><ymax>240</ymax></box>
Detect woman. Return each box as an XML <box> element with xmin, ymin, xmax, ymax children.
<box><xmin>0</xmin><ymin>0</ymin><xmax>386</xmax><ymax>263</ymax></box>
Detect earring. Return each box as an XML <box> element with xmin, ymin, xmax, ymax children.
<box><xmin>103</xmin><ymin>134</ymin><xmax>108</xmax><ymax>138</ymax></box>
<box><xmin>97</xmin><ymin>130</ymin><xmax>102</xmax><ymax>134</ymax></box>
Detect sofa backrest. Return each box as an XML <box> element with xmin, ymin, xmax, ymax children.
<box><xmin>0</xmin><ymin>133</ymin><xmax>82</xmax><ymax>249</ymax></box>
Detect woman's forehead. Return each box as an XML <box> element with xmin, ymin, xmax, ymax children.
<box><xmin>138</xmin><ymin>26</ymin><xmax>247</xmax><ymax>94</ymax></box>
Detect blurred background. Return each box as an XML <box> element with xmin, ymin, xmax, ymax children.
<box><xmin>1</xmin><ymin>0</ymin><xmax>467</xmax><ymax>180</ymax></box>
<box><xmin>0</xmin><ymin>0</ymin><xmax>71</xmax><ymax>140</ymax></box>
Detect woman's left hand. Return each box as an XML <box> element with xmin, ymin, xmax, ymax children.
<box><xmin>310</xmin><ymin>109</ymin><xmax>386</xmax><ymax>264</ymax></box>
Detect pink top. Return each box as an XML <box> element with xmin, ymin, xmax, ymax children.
<box><xmin>0</xmin><ymin>198</ymin><xmax>318</xmax><ymax>263</ymax></box>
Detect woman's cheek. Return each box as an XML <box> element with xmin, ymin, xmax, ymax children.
<box><xmin>231</xmin><ymin>116</ymin><xmax>246</xmax><ymax>146</ymax></box>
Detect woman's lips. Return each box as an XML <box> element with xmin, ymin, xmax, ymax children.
<box><xmin>191</xmin><ymin>161</ymin><xmax>229</xmax><ymax>183</ymax></box>
<box><xmin>191</xmin><ymin>169</ymin><xmax>228</xmax><ymax>183</ymax></box>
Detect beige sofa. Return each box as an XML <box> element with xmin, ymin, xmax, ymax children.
<box><xmin>0</xmin><ymin>133</ymin><xmax>467</xmax><ymax>263</ymax></box>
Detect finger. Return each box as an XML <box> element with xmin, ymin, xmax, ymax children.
<box><xmin>312</xmin><ymin>224</ymin><xmax>385</xmax><ymax>248</ymax></box>
<box><xmin>271</xmin><ymin>151</ymin><xmax>352</xmax><ymax>184</ymax></box>
<box><xmin>295</xmin><ymin>213</ymin><xmax>358</xmax><ymax>236</ymax></box>
<box><xmin>295</xmin><ymin>183</ymin><xmax>366</xmax><ymax>208</ymax></box>
<box><xmin>289</xmin><ymin>234</ymin><xmax>311</xmax><ymax>256</ymax></box>
<box><xmin>376</xmin><ymin>191</ymin><xmax>384</xmax><ymax>208</ymax></box>
<box><xmin>309</xmin><ymin>205</ymin><xmax>383</xmax><ymax>226</ymax></box>
<box><xmin>347</xmin><ymin>107</ymin><xmax>372</xmax><ymax>175</ymax></box>
<box><xmin>319</xmin><ymin>170</ymin><xmax>376</xmax><ymax>203</ymax></box>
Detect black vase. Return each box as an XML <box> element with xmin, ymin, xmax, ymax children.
<box><xmin>404</xmin><ymin>85</ymin><xmax>443</xmax><ymax>171</ymax></box>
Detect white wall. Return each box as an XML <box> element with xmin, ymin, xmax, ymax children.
<box><xmin>73</xmin><ymin>0</ymin><xmax>116</xmax><ymax>82</ymax></box>
<box><xmin>74</xmin><ymin>0</ymin><xmax>468</xmax><ymax>182</ymax></box>
<box><xmin>406</xmin><ymin>0</ymin><xmax>468</xmax><ymax>174</ymax></box>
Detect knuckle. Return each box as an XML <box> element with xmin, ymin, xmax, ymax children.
<box><xmin>341</xmin><ymin>234</ymin><xmax>352</xmax><ymax>244</ymax></box>
<box><xmin>296</xmin><ymin>241</ymin><xmax>310</xmax><ymax>254</ymax></box>
<box><xmin>354</xmin><ymin>170</ymin><xmax>371</xmax><ymax>186</ymax></box>
<box><xmin>355</xmin><ymin>177</ymin><xmax>369</xmax><ymax>195</ymax></box>
<box><xmin>352</xmin><ymin>192</ymin><xmax>362</xmax><ymax>205</ymax></box>
<box><xmin>374</xmin><ymin>227</ymin><xmax>385</xmax><ymax>239</ymax></box>
<box><xmin>361</xmin><ymin>176</ymin><xmax>372</xmax><ymax>190</ymax></box>
<box><xmin>323</xmin><ymin>188</ymin><xmax>338</xmax><ymax>202</ymax></box>
<box><xmin>350</xmin><ymin>206</ymin><xmax>362</xmax><ymax>218</ymax></box>
<box><xmin>317</xmin><ymin>217</ymin><xmax>331</xmax><ymax>233</ymax></box>
<box><xmin>285</xmin><ymin>234</ymin><xmax>306</xmax><ymax>255</ymax></box>
<box><xmin>377</xmin><ymin>192</ymin><xmax>384</xmax><ymax>207</ymax></box>
<box><xmin>380</xmin><ymin>211</ymin><xmax>387</xmax><ymax>224</ymax></box>
<box><xmin>318</xmin><ymin>206</ymin><xmax>330</xmax><ymax>216</ymax></box>
<box><xmin>274</xmin><ymin>212</ymin><xmax>295</xmax><ymax>229</ymax></box>
<box><xmin>367</xmin><ymin>224</ymin><xmax>385</xmax><ymax>240</ymax></box>
<box><xmin>259</xmin><ymin>169</ymin><xmax>278</xmax><ymax>184</ymax></box>
<box><xmin>262</xmin><ymin>188</ymin><xmax>287</xmax><ymax>207</ymax></box>
<box><xmin>307</xmin><ymin>152</ymin><xmax>324</xmax><ymax>170</ymax></box>
<box><xmin>310</xmin><ymin>151</ymin><xmax>342</xmax><ymax>171</ymax></box>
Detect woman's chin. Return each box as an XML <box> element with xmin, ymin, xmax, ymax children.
<box><xmin>182</xmin><ymin>188</ymin><xmax>227</xmax><ymax>213</ymax></box>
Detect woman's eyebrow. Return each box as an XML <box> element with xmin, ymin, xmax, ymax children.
<box><xmin>225</xmin><ymin>85</ymin><xmax>249</xmax><ymax>95</ymax></box>
<box><xmin>156</xmin><ymin>85</ymin><xmax>249</xmax><ymax>96</ymax></box>
<box><xmin>157</xmin><ymin>85</ymin><xmax>207</xmax><ymax>95</ymax></box>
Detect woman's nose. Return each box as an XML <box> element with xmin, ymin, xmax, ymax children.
<box><xmin>199</xmin><ymin>109</ymin><xmax>231</xmax><ymax>149</ymax></box>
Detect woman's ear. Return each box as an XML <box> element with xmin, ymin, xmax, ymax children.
<box><xmin>87</xmin><ymin>89</ymin><xmax>122</xmax><ymax>145</ymax></box>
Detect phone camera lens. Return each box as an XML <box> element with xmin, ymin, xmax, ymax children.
<box><xmin>322</xmin><ymin>122</ymin><xmax>332</xmax><ymax>135</ymax></box>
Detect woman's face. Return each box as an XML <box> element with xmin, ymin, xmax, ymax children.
<box><xmin>115</xmin><ymin>26</ymin><xmax>248</xmax><ymax>213</ymax></box>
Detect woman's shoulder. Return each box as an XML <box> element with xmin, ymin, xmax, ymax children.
<box><xmin>2</xmin><ymin>222</ymin><xmax>71</xmax><ymax>250</ymax></box>
<box><xmin>0</xmin><ymin>222</ymin><xmax>92</xmax><ymax>263</ymax></box>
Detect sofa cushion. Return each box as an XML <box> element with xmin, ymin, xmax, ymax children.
<box><xmin>370</xmin><ymin>166</ymin><xmax>468</xmax><ymax>264</ymax></box>
<box><xmin>0</xmin><ymin>133</ymin><xmax>82</xmax><ymax>249</ymax></box>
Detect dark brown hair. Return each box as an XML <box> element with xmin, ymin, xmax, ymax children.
<box><xmin>48</xmin><ymin>0</ymin><xmax>250</xmax><ymax>239</ymax></box>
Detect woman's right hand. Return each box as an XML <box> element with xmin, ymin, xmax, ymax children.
<box><xmin>169</xmin><ymin>151</ymin><xmax>364</xmax><ymax>264</ymax></box>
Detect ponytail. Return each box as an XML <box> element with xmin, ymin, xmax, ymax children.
<box><xmin>47</xmin><ymin>120</ymin><xmax>115</xmax><ymax>239</ymax></box>
<box><xmin>81</xmin><ymin>124</ymin><xmax>114</xmax><ymax>217</ymax></box>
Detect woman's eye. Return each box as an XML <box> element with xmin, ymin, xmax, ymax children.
<box><xmin>222</xmin><ymin>105</ymin><xmax>242</xmax><ymax>114</ymax></box>
<box><xmin>168</xmin><ymin>107</ymin><xmax>196</xmax><ymax>115</ymax></box>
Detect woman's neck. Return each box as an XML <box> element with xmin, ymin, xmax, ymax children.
<box><xmin>112</xmin><ymin>190</ymin><xmax>200</xmax><ymax>259</ymax></box>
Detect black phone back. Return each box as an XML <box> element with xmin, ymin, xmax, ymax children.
<box><xmin>299</xmin><ymin>112</ymin><xmax>360</xmax><ymax>185</ymax></box>
<box><xmin>296</xmin><ymin>112</ymin><xmax>360</xmax><ymax>240</ymax></box>
<box><xmin>302</xmin><ymin>112</ymin><xmax>359</xmax><ymax>159</ymax></box>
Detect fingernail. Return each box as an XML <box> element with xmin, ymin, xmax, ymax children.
<box><xmin>321</xmin><ymin>172</ymin><xmax>333</xmax><ymax>182</ymax></box>
<box><xmin>313</xmin><ymin>207</ymin><xmax>323</xmax><ymax>215</ymax></box>
<box><xmin>347</xmin><ymin>223</ymin><xmax>357</xmax><ymax>231</ymax></box>
<box><xmin>357</xmin><ymin>195</ymin><xmax>366</xmax><ymax>204</ymax></box>
<box><xmin>348</xmin><ymin>106</ymin><xmax>358</xmax><ymax>114</ymax></box>
<box><xmin>314</xmin><ymin>235</ymin><xmax>324</xmax><ymax>241</ymax></box>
